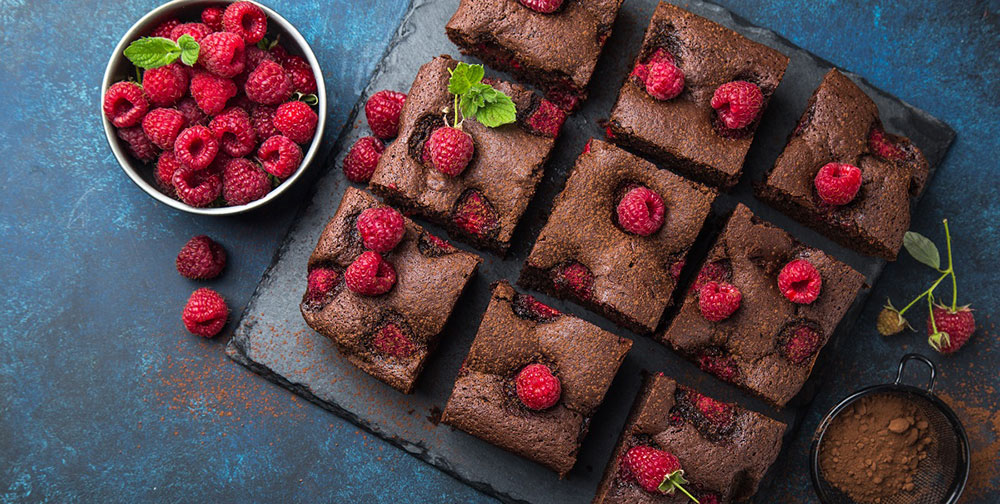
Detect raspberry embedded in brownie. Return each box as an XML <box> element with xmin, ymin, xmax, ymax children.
<box><xmin>369</xmin><ymin>56</ymin><xmax>565</xmax><ymax>255</ymax></box>
<box><xmin>441</xmin><ymin>281</ymin><xmax>632</xmax><ymax>477</ymax></box>
<box><xmin>593</xmin><ymin>373</ymin><xmax>786</xmax><ymax>504</ymax></box>
<box><xmin>659</xmin><ymin>204</ymin><xmax>865</xmax><ymax>407</ymax></box>
<box><xmin>607</xmin><ymin>2</ymin><xmax>790</xmax><ymax>189</ymax></box>
<box><xmin>756</xmin><ymin>69</ymin><xmax>930</xmax><ymax>260</ymax></box>
<box><xmin>519</xmin><ymin>139</ymin><xmax>717</xmax><ymax>334</ymax></box>
<box><xmin>445</xmin><ymin>0</ymin><xmax>624</xmax><ymax>111</ymax></box>
<box><xmin>299</xmin><ymin>187</ymin><xmax>482</xmax><ymax>393</ymax></box>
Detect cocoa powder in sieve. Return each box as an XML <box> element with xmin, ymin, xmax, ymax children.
<box><xmin>819</xmin><ymin>393</ymin><xmax>936</xmax><ymax>503</ymax></box>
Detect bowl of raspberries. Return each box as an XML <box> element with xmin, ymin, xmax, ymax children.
<box><xmin>101</xmin><ymin>0</ymin><xmax>326</xmax><ymax>214</ymax></box>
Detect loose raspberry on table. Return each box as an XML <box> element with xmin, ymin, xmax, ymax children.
<box><xmin>373</xmin><ymin>323</ymin><xmax>417</xmax><ymax>358</ymax></box>
<box><xmin>143</xmin><ymin>64</ymin><xmax>188</xmax><ymax>107</ymax></box>
<box><xmin>453</xmin><ymin>190</ymin><xmax>499</xmax><ymax>239</ymax></box>
<box><xmin>209</xmin><ymin>107</ymin><xmax>257</xmax><ymax>157</ymax></box>
<box><xmin>622</xmin><ymin>446</ymin><xmax>687</xmax><ymax>494</ymax></box>
<box><xmin>526</xmin><ymin>99</ymin><xmax>566</xmax><ymax>137</ymax></box>
<box><xmin>698</xmin><ymin>281</ymin><xmax>741</xmax><ymax>322</ymax></box>
<box><xmin>869</xmin><ymin>127</ymin><xmax>905</xmax><ymax>160</ymax></box>
<box><xmin>305</xmin><ymin>268</ymin><xmax>339</xmax><ymax>307</ymax></box>
<box><xmin>174</xmin><ymin>125</ymin><xmax>219</xmax><ymax>170</ymax></box>
<box><xmin>646</xmin><ymin>59</ymin><xmax>685</xmax><ymax>100</ymax></box>
<box><xmin>515</xmin><ymin>363</ymin><xmax>561</xmax><ymax>410</ymax></box>
<box><xmin>245</xmin><ymin>60</ymin><xmax>293</xmax><ymax>105</ymax></box>
<box><xmin>258</xmin><ymin>135</ymin><xmax>302</xmax><ymax>179</ymax></box>
<box><xmin>617</xmin><ymin>186</ymin><xmax>665</xmax><ymax>236</ymax></box>
<box><xmin>555</xmin><ymin>262</ymin><xmax>594</xmax><ymax>300</ymax></box>
<box><xmin>142</xmin><ymin>108</ymin><xmax>187</xmax><ymax>150</ymax></box>
<box><xmin>273</xmin><ymin>101</ymin><xmax>318</xmax><ymax>144</ymax></box>
<box><xmin>222</xmin><ymin>158</ymin><xmax>270</xmax><ymax>206</ymax></box>
<box><xmin>223</xmin><ymin>1</ymin><xmax>268</xmax><ymax>44</ymax></box>
<box><xmin>512</xmin><ymin>293</ymin><xmax>561</xmax><ymax>322</ymax></box>
<box><xmin>199</xmin><ymin>31</ymin><xmax>246</xmax><ymax>78</ymax></box>
<box><xmin>250</xmin><ymin>104</ymin><xmax>279</xmax><ymax>140</ymax></box>
<box><xmin>169</xmin><ymin>22</ymin><xmax>212</xmax><ymax>42</ymax></box>
<box><xmin>176</xmin><ymin>97</ymin><xmax>207</xmax><ymax>126</ymax></box>
<box><xmin>778</xmin><ymin>259</ymin><xmax>822</xmax><ymax>304</ymax></box>
<box><xmin>117</xmin><ymin>126</ymin><xmax>158</xmax><ymax>163</ymax></box>
<box><xmin>345</xmin><ymin>251</ymin><xmax>397</xmax><ymax>296</ymax></box>
<box><xmin>928</xmin><ymin>304</ymin><xmax>976</xmax><ymax>354</ymax></box>
<box><xmin>201</xmin><ymin>6</ymin><xmax>225</xmax><ymax>32</ymax></box>
<box><xmin>365</xmin><ymin>90</ymin><xmax>407</xmax><ymax>139</ymax></box>
<box><xmin>814</xmin><ymin>162</ymin><xmax>862</xmax><ymax>206</ymax></box>
<box><xmin>156</xmin><ymin>151</ymin><xmax>183</xmax><ymax>195</ymax></box>
<box><xmin>782</xmin><ymin>325</ymin><xmax>822</xmax><ymax>364</ymax></box>
<box><xmin>149</xmin><ymin>18</ymin><xmax>180</xmax><ymax>38</ymax></box>
<box><xmin>172</xmin><ymin>164</ymin><xmax>222</xmax><ymax>207</ymax></box>
<box><xmin>176</xmin><ymin>235</ymin><xmax>227</xmax><ymax>280</ymax></box>
<box><xmin>422</xmin><ymin>126</ymin><xmax>474</xmax><ymax>176</ymax></box>
<box><xmin>357</xmin><ymin>207</ymin><xmax>406</xmax><ymax>253</ymax></box>
<box><xmin>518</xmin><ymin>0</ymin><xmax>563</xmax><ymax>13</ymax></box>
<box><xmin>182</xmin><ymin>288</ymin><xmax>228</xmax><ymax>338</ymax></box>
<box><xmin>284</xmin><ymin>56</ymin><xmax>317</xmax><ymax>95</ymax></box>
<box><xmin>104</xmin><ymin>81</ymin><xmax>149</xmax><ymax>128</ymax></box>
<box><xmin>190</xmin><ymin>71</ymin><xmax>237</xmax><ymax>115</ymax></box>
<box><xmin>343</xmin><ymin>136</ymin><xmax>384</xmax><ymax>182</ymax></box>
<box><xmin>711</xmin><ymin>80</ymin><xmax>763</xmax><ymax>130</ymax></box>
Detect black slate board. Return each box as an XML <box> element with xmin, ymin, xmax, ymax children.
<box><xmin>226</xmin><ymin>1</ymin><xmax>954</xmax><ymax>502</ymax></box>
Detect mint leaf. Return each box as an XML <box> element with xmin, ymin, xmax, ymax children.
<box><xmin>475</xmin><ymin>93</ymin><xmax>516</xmax><ymax>128</ymax></box>
<box><xmin>448</xmin><ymin>62</ymin><xmax>484</xmax><ymax>96</ymax></box>
<box><xmin>904</xmin><ymin>231</ymin><xmax>941</xmax><ymax>270</ymax></box>
<box><xmin>123</xmin><ymin>37</ymin><xmax>182</xmax><ymax>69</ymax></box>
<box><xmin>177</xmin><ymin>35</ymin><xmax>200</xmax><ymax>66</ymax></box>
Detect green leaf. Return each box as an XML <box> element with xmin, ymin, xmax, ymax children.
<box><xmin>904</xmin><ymin>231</ymin><xmax>941</xmax><ymax>270</ymax></box>
<box><xmin>475</xmin><ymin>93</ymin><xmax>516</xmax><ymax>127</ymax></box>
<box><xmin>123</xmin><ymin>37</ymin><xmax>182</xmax><ymax>69</ymax></box>
<box><xmin>177</xmin><ymin>35</ymin><xmax>200</xmax><ymax>66</ymax></box>
<box><xmin>448</xmin><ymin>62</ymin><xmax>484</xmax><ymax>95</ymax></box>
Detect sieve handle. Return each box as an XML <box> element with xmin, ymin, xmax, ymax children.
<box><xmin>894</xmin><ymin>353</ymin><xmax>936</xmax><ymax>392</ymax></box>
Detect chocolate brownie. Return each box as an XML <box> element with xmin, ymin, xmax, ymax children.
<box><xmin>445</xmin><ymin>0</ymin><xmax>623</xmax><ymax>112</ymax></box>
<box><xmin>369</xmin><ymin>55</ymin><xmax>564</xmax><ymax>255</ymax></box>
<box><xmin>519</xmin><ymin>139</ymin><xmax>717</xmax><ymax>333</ymax></box>
<box><xmin>660</xmin><ymin>204</ymin><xmax>865</xmax><ymax>407</ymax></box>
<box><xmin>441</xmin><ymin>281</ymin><xmax>632</xmax><ymax>476</ymax></box>
<box><xmin>607</xmin><ymin>2</ymin><xmax>789</xmax><ymax>189</ymax></box>
<box><xmin>593</xmin><ymin>373</ymin><xmax>786</xmax><ymax>503</ymax></box>
<box><xmin>756</xmin><ymin>69</ymin><xmax>930</xmax><ymax>260</ymax></box>
<box><xmin>300</xmin><ymin>187</ymin><xmax>482</xmax><ymax>393</ymax></box>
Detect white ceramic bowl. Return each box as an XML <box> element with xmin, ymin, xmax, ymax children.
<box><xmin>101</xmin><ymin>0</ymin><xmax>327</xmax><ymax>215</ymax></box>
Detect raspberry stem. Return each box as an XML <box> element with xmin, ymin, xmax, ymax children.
<box><xmin>896</xmin><ymin>219</ymin><xmax>958</xmax><ymax>319</ymax></box>
<box><xmin>943</xmin><ymin>219</ymin><xmax>957</xmax><ymax>310</ymax></box>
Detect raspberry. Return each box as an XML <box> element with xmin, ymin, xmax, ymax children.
<box><xmin>373</xmin><ymin>324</ymin><xmax>417</xmax><ymax>358</ymax></box>
<box><xmin>555</xmin><ymin>262</ymin><xmax>594</xmax><ymax>300</ymax></box>
<box><xmin>245</xmin><ymin>60</ymin><xmax>293</xmax><ymax>105</ymax></box>
<box><xmin>199</xmin><ymin>31</ymin><xmax>246</xmax><ymax>78</ymax></box>
<box><xmin>692</xmin><ymin>393</ymin><xmax>735</xmax><ymax>428</ymax></box>
<box><xmin>284</xmin><ymin>56</ymin><xmax>318</xmax><ymax>95</ymax></box>
<box><xmin>104</xmin><ymin>81</ymin><xmax>149</xmax><ymax>128</ymax></box>
<box><xmin>250</xmin><ymin>105</ymin><xmax>279</xmax><ymax>140</ymax></box>
<box><xmin>141</xmin><ymin>108</ymin><xmax>185</xmax><ymax>150</ymax></box>
<box><xmin>512</xmin><ymin>293</ymin><xmax>561</xmax><ymax>322</ymax></box>
<box><xmin>201</xmin><ymin>6</ymin><xmax>225</xmax><ymax>32</ymax></box>
<box><xmin>632</xmin><ymin>49</ymin><xmax>674</xmax><ymax>84</ymax></box>
<box><xmin>269</xmin><ymin>45</ymin><xmax>291</xmax><ymax>66</ymax></box>
<box><xmin>782</xmin><ymin>326</ymin><xmax>822</xmax><ymax>364</ymax></box>
<box><xmin>176</xmin><ymin>97</ymin><xmax>207</xmax><ymax>126</ymax></box>
<box><xmin>174</xmin><ymin>125</ymin><xmax>219</xmax><ymax>170</ymax></box>
<box><xmin>223</xmin><ymin>1</ymin><xmax>268</xmax><ymax>44</ymax></box>
<box><xmin>245</xmin><ymin>44</ymin><xmax>276</xmax><ymax>70</ymax></box>
<box><xmin>453</xmin><ymin>190</ymin><xmax>500</xmax><ymax>239</ymax></box>
<box><xmin>417</xmin><ymin>232</ymin><xmax>456</xmax><ymax>257</ymax></box>
<box><xmin>928</xmin><ymin>304</ymin><xmax>976</xmax><ymax>354</ymax></box>
<box><xmin>343</xmin><ymin>136</ymin><xmax>384</xmax><ymax>183</ymax></box>
<box><xmin>778</xmin><ymin>259</ymin><xmax>822</xmax><ymax>304</ymax></box>
<box><xmin>258</xmin><ymin>135</ymin><xmax>302</xmax><ymax>179</ymax></box>
<box><xmin>526</xmin><ymin>99</ymin><xmax>566</xmax><ymax>137</ymax></box>
<box><xmin>356</xmin><ymin>207</ymin><xmax>406</xmax><ymax>253</ymax></box>
<box><xmin>172</xmin><ymin>164</ymin><xmax>222</xmax><ymax>207</ymax></box>
<box><xmin>156</xmin><ymin>151</ymin><xmax>183</xmax><ymax>195</ymax></box>
<box><xmin>617</xmin><ymin>186</ymin><xmax>665</xmax><ymax>236</ymax></box>
<box><xmin>345</xmin><ymin>251</ymin><xmax>397</xmax><ymax>296</ymax></box>
<box><xmin>515</xmin><ymin>363</ymin><xmax>561</xmax><ymax>410</ymax></box>
<box><xmin>143</xmin><ymin>64</ymin><xmax>188</xmax><ymax>107</ymax></box>
<box><xmin>190</xmin><ymin>71</ymin><xmax>237</xmax><ymax>115</ymax></box>
<box><xmin>149</xmin><ymin>18</ymin><xmax>180</xmax><ymax>38</ymax></box>
<box><xmin>622</xmin><ymin>446</ymin><xmax>689</xmax><ymax>495</ymax></box>
<box><xmin>365</xmin><ymin>90</ymin><xmax>407</xmax><ymax>139</ymax></box>
<box><xmin>209</xmin><ymin>107</ymin><xmax>257</xmax><ymax>157</ymax></box>
<box><xmin>646</xmin><ymin>59</ymin><xmax>685</xmax><ymax>100</ymax></box>
<box><xmin>711</xmin><ymin>80</ymin><xmax>763</xmax><ymax>130</ymax></box>
<box><xmin>222</xmin><ymin>158</ymin><xmax>271</xmax><ymax>206</ymax></box>
<box><xmin>422</xmin><ymin>126</ymin><xmax>474</xmax><ymax>176</ymax></box>
<box><xmin>691</xmin><ymin>261</ymin><xmax>730</xmax><ymax>293</ymax></box>
<box><xmin>698</xmin><ymin>351</ymin><xmax>740</xmax><ymax>382</ymax></box>
<box><xmin>518</xmin><ymin>0</ymin><xmax>563</xmax><ymax>13</ymax></box>
<box><xmin>698</xmin><ymin>281</ymin><xmax>741</xmax><ymax>322</ymax></box>
<box><xmin>176</xmin><ymin>235</ymin><xmax>227</xmax><ymax>279</ymax></box>
<box><xmin>305</xmin><ymin>268</ymin><xmax>339</xmax><ymax>307</ymax></box>
<box><xmin>116</xmin><ymin>126</ymin><xmax>158</xmax><ymax>163</ymax></box>
<box><xmin>170</xmin><ymin>22</ymin><xmax>212</xmax><ymax>42</ymax></box>
<box><xmin>273</xmin><ymin>101</ymin><xmax>318</xmax><ymax>144</ymax></box>
<box><xmin>869</xmin><ymin>127</ymin><xmax>905</xmax><ymax>160</ymax></box>
<box><xmin>182</xmin><ymin>288</ymin><xmax>228</xmax><ymax>338</ymax></box>
<box><xmin>814</xmin><ymin>162</ymin><xmax>862</xmax><ymax>206</ymax></box>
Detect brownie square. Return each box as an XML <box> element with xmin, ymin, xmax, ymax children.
<box><xmin>519</xmin><ymin>139</ymin><xmax>717</xmax><ymax>333</ymax></box>
<box><xmin>593</xmin><ymin>373</ymin><xmax>786</xmax><ymax>504</ymax></box>
<box><xmin>369</xmin><ymin>55</ymin><xmax>564</xmax><ymax>255</ymax></box>
<box><xmin>756</xmin><ymin>69</ymin><xmax>930</xmax><ymax>260</ymax></box>
<box><xmin>300</xmin><ymin>187</ymin><xmax>482</xmax><ymax>393</ymax></box>
<box><xmin>660</xmin><ymin>204</ymin><xmax>865</xmax><ymax>407</ymax></box>
<box><xmin>446</xmin><ymin>0</ymin><xmax>624</xmax><ymax>111</ymax></box>
<box><xmin>441</xmin><ymin>281</ymin><xmax>632</xmax><ymax>476</ymax></box>
<box><xmin>607</xmin><ymin>2</ymin><xmax>789</xmax><ymax>189</ymax></box>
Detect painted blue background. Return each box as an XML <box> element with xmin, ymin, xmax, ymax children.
<box><xmin>1</xmin><ymin>1</ymin><xmax>997</xmax><ymax>502</ymax></box>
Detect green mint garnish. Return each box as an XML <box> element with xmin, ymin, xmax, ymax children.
<box><xmin>177</xmin><ymin>35</ymin><xmax>200</xmax><ymax>66</ymax></box>
<box><xmin>123</xmin><ymin>35</ymin><xmax>199</xmax><ymax>70</ymax></box>
<box><xmin>445</xmin><ymin>62</ymin><xmax>516</xmax><ymax>129</ymax></box>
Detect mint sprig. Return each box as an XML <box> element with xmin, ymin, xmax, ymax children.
<box><xmin>124</xmin><ymin>35</ymin><xmax>200</xmax><ymax>70</ymax></box>
<box><xmin>445</xmin><ymin>62</ymin><xmax>516</xmax><ymax>129</ymax></box>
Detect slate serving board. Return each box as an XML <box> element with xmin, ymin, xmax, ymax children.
<box><xmin>226</xmin><ymin>1</ymin><xmax>954</xmax><ymax>502</ymax></box>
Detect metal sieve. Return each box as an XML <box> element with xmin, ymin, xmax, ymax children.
<box><xmin>810</xmin><ymin>354</ymin><xmax>970</xmax><ymax>504</ymax></box>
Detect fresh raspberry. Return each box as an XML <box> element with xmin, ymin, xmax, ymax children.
<box><xmin>269</xmin><ymin>44</ymin><xmax>291</xmax><ymax>66</ymax></box>
<box><xmin>143</xmin><ymin>64</ymin><xmax>188</xmax><ymax>107</ymax></box>
<box><xmin>258</xmin><ymin>135</ymin><xmax>302</xmax><ymax>179</ymax></box>
<box><xmin>698</xmin><ymin>281</ymin><xmax>741</xmax><ymax>322</ymax></box>
<box><xmin>250</xmin><ymin>105</ymin><xmax>279</xmax><ymax>140</ymax></box>
<box><xmin>141</xmin><ymin>108</ymin><xmax>186</xmax><ymax>150</ymax></box>
<box><xmin>342</xmin><ymin>136</ymin><xmax>384</xmax><ymax>182</ymax></box>
<box><xmin>222</xmin><ymin>158</ymin><xmax>270</xmax><ymax>206</ymax></box>
<box><xmin>209</xmin><ymin>107</ymin><xmax>257</xmax><ymax>157</ymax></box>
<box><xmin>245</xmin><ymin>60</ymin><xmax>293</xmax><ymax>105</ymax></box>
<box><xmin>176</xmin><ymin>235</ymin><xmax>226</xmax><ymax>279</ymax></box>
<box><xmin>869</xmin><ymin>127</ymin><xmax>905</xmax><ymax>160</ymax></box>
<box><xmin>176</xmin><ymin>97</ymin><xmax>207</xmax><ymax>126</ymax></box>
<box><xmin>417</xmin><ymin>232</ymin><xmax>457</xmax><ymax>257</ymax></box>
<box><xmin>423</xmin><ymin>126</ymin><xmax>474</xmax><ymax>176</ymax></box>
<box><xmin>174</xmin><ymin>125</ymin><xmax>219</xmax><ymax>170</ymax></box>
<box><xmin>512</xmin><ymin>293</ymin><xmax>561</xmax><ymax>322</ymax></box>
<box><xmin>365</xmin><ymin>90</ymin><xmax>407</xmax><ymax>139</ymax></box>
<box><xmin>104</xmin><ymin>81</ymin><xmax>149</xmax><ymax>128</ymax></box>
<box><xmin>711</xmin><ymin>80</ymin><xmax>763</xmax><ymax>130</ymax></box>
<box><xmin>356</xmin><ymin>207</ymin><xmax>406</xmax><ymax>253</ymax></box>
<box><xmin>223</xmin><ymin>1</ymin><xmax>268</xmax><ymax>44</ymax></box>
<box><xmin>782</xmin><ymin>326</ymin><xmax>822</xmax><ymax>364</ymax></box>
<box><xmin>273</xmin><ymin>101</ymin><xmax>318</xmax><ymax>144</ymax></box>
<box><xmin>453</xmin><ymin>190</ymin><xmax>500</xmax><ymax>239</ymax></box>
<box><xmin>526</xmin><ymin>99</ymin><xmax>566</xmax><ymax>137</ymax></box>
<box><xmin>170</xmin><ymin>22</ymin><xmax>212</xmax><ymax>42</ymax></box>
<box><xmin>778</xmin><ymin>259</ymin><xmax>822</xmax><ymax>304</ymax></box>
<box><xmin>631</xmin><ymin>49</ymin><xmax>674</xmax><ymax>85</ymax></box>
<box><xmin>156</xmin><ymin>151</ymin><xmax>183</xmax><ymax>195</ymax></box>
<box><xmin>172</xmin><ymin>164</ymin><xmax>222</xmax><ymax>207</ymax></box>
<box><xmin>189</xmin><ymin>71</ymin><xmax>237</xmax><ymax>115</ymax></box>
<box><xmin>201</xmin><ymin>6</ymin><xmax>225</xmax><ymax>32</ymax></box>
<box><xmin>691</xmin><ymin>393</ymin><xmax>736</xmax><ymax>428</ymax></box>
<box><xmin>555</xmin><ymin>262</ymin><xmax>594</xmax><ymax>300</ymax></box>
<box><xmin>116</xmin><ymin>126</ymin><xmax>158</xmax><ymax>163</ymax></box>
<box><xmin>622</xmin><ymin>446</ymin><xmax>690</xmax><ymax>495</ymax></box>
<box><xmin>345</xmin><ymin>251</ymin><xmax>397</xmax><ymax>296</ymax></box>
<box><xmin>814</xmin><ymin>162</ymin><xmax>862</xmax><ymax>206</ymax></box>
<box><xmin>515</xmin><ymin>363</ymin><xmax>561</xmax><ymax>410</ymax></box>
<box><xmin>199</xmin><ymin>31</ymin><xmax>246</xmax><ymax>78</ymax></box>
<box><xmin>182</xmin><ymin>288</ymin><xmax>228</xmax><ymax>338</ymax></box>
<box><xmin>691</xmin><ymin>261</ymin><xmax>730</xmax><ymax>293</ymax></box>
<box><xmin>927</xmin><ymin>304</ymin><xmax>976</xmax><ymax>354</ymax></box>
<box><xmin>518</xmin><ymin>0</ymin><xmax>563</xmax><ymax>13</ymax></box>
<box><xmin>284</xmin><ymin>56</ymin><xmax>318</xmax><ymax>94</ymax></box>
<box><xmin>149</xmin><ymin>18</ymin><xmax>180</xmax><ymax>38</ymax></box>
<box><xmin>245</xmin><ymin>44</ymin><xmax>276</xmax><ymax>69</ymax></box>
<box><xmin>697</xmin><ymin>351</ymin><xmax>740</xmax><ymax>382</ymax></box>
<box><xmin>646</xmin><ymin>59</ymin><xmax>685</xmax><ymax>100</ymax></box>
<box><xmin>305</xmin><ymin>268</ymin><xmax>339</xmax><ymax>307</ymax></box>
<box><xmin>373</xmin><ymin>323</ymin><xmax>417</xmax><ymax>358</ymax></box>
<box><xmin>617</xmin><ymin>186</ymin><xmax>665</xmax><ymax>236</ymax></box>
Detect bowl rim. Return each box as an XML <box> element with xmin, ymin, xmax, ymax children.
<box><xmin>100</xmin><ymin>0</ymin><xmax>327</xmax><ymax>216</ymax></box>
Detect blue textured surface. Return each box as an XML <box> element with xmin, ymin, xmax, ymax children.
<box><xmin>0</xmin><ymin>1</ymin><xmax>997</xmax><ymax>503</ymax></box>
